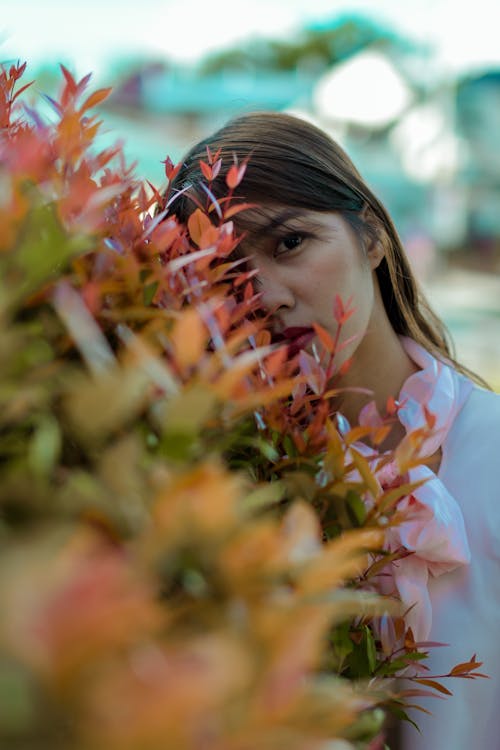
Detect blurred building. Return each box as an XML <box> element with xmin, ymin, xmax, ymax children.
<box><xmin>455</xmin><ymin>70</ymin><xmax>500</xmax><ymax>256</ymax></box>
<box><xmin>104</xmin><ymin>18</ymin><xmax>500</xmax><ymax>270</ymax></box>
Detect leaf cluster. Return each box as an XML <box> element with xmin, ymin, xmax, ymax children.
<box><xmin>0</xmin><ymin>63</ymin><xmax>484</xmax><ymax>750</ymax></box>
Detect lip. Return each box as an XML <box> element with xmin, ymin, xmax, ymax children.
<box><xmin>276</xmin><ymin>326</ymin><xmax>315</xmax><ymax>356</ymax></box>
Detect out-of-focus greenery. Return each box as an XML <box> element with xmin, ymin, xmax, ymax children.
<box><xmin>197</xmin><ymin>14</ymin><xmax>410</xmax><ymax>76</ymax></box>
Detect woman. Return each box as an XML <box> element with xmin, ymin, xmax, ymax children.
<box><xmin>167</xmin><ymin>111</ymin><xmax>500</xmax><ymax>749</ymax></box>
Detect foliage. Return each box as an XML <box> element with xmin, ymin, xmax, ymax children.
<box><xmin>197</xmin><ymin>15</ymin><xmax>399</xmax><ymax>76</ymax></box>
<box><xmin>0</xmin><ymin>63</ymin><xmax>485</xmax><ymax>750</ymax></box>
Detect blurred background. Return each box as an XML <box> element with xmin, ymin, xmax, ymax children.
<box><xmin>2</xmin><ymin>0</ymin><xmax>500</xmax><ymax>387</ymax></box>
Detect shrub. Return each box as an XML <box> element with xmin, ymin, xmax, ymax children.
<box><xmin>0</xmin><ymin>63</ymin><xmax>483</xmax><ymax>750</ymax></box>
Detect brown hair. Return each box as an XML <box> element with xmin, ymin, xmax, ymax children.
<box><xmin>167</xmin><ymin>110</ymin><xmax>488</xmax><ymax>387</ymax></box>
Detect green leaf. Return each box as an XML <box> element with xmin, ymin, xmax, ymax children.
<box><xmin>283</xmin><ymin>434</ymin><xmax>296</xmax><ymax>458</ymax></box>
<box><xmin>143</xmin><ymin>280</ymin><xmax>158</xmax><ymax>306</ymax></box>
<box><xmin>344</xmin><ymin>707</ymin><xmax>385</xmax><ymax>742</ymax></box>
<box><xmin>160</xmin><ymin>383</ymin><xmax>218</xmax><ymax>436</ymax></box>
<box><xmin>386</xmin><ymin>702</ymin><xmax>421</xmax><ymax>733</ymax></box>
<box><xmin>346</xmin><ymin>625</ymin><xmax>377</xmax><ymax>678</ymax></box>
<box><xmin>345</xmin><ymin>489</ymin><xmax>366</xmax><ymax>527</ymax></box>
<box><xmin>365</xmin><ymin>624</ymin><xmax>377</xmax><ymax>673</ymax></box>
<box><xmin>330</xmin><ymin>621</ymin><xmax>354</xmax><ymax>659</ymax></box>
<box><xmin>28</xmin><ymin>416</ymin><xmax>61</xmax><ymax>476</ymax></box>
<box><xmin>159</xmin><ymin>431</ymin><xmax>196</xmax><ymax>461</ymax></box>
<box><xmin>242</xmin><ymin>481</ymin><xmax>285</xmax><ymax>514</ymax></box>
<box><xmin>0</xmin><ymin>660</ymin><xmax>37</xmax><ymax>734</ymax></box>
<box><xmin>2</xmin><ymin>201</ymin><xmax>93</xmax><ymax>310</ymax></box>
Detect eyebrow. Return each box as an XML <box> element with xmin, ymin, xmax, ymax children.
<box><xmin>251</xmin><ymin>209</ymin><xmax>317</xmax><ymax>238</ymax></box>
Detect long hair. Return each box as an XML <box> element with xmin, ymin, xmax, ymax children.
<box><xmin>167</xmin><ymin>110</ymin><xmax>487</xmax><ymax>387</ymax></box>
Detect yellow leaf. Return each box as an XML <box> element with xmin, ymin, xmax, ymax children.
<box><xmin>159</xmin><ymin>383</ymin><xmax>218</xmax><ymax>435</ymax></box>
<box><xmin>297</xmin><ymin>529</ymin><xmax>384</xmax><ymax>594</ymax></box>
<box><xmin>350</xmin><ymin>448</ymin><xmax>380</xmax><ymax>499</ymax></box>
<box><xmin>324</xmin><ymin>420</ymin><xmax>346</xmax><ymax>478</ymax></box>
<box><xmin>376</xmin><ymin>478</ymin><xmax>428</xmax><ymax>514</ymax></box>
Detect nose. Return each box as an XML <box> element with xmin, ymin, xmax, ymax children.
<box><xmin>256</xmin><ymin>267</ymin><xmax>295</xmax><ymax>314</ymax></box>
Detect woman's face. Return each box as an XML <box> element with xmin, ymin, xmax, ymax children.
<box><xmin>240</xmin><ymin>206</ymin><xmax>383</xmax><ymax>364</ymax></box>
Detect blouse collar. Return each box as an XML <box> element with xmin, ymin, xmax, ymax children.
<box><xmin>355</xmin><ymin>337</ymin><xmax>473</xmax><ymax>642</ymax></box>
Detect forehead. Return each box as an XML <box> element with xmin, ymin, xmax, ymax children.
<box><xmin>235</xmin><ymin>204</ymin><xmax>333</xmax><ymax>236</ymax></box>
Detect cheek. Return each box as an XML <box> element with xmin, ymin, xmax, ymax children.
<box><xmin>312</xmin><ymin>254</ymin><xmax>374</xmax><ymax>329</ymax></box>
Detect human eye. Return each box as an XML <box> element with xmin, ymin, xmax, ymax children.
<box><xmin>273</xmin><ymin>232</ymin><xmax>307</xmax><ymax>257</ymax></box>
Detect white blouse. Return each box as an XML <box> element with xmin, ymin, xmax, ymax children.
<box><xmin>402</xmin><ymin>384</ymin><xmax>500</xmax><ymax>749</ymax></box>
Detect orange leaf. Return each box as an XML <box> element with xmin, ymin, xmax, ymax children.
<box><xmin>226</xmin><ymin>163</ymin><xmax>247</xmax><ymax>189</ymax></box>
<box><xmin>312</xmin><ymin>322</ymin><xmax>335</xmax><ymax>354</ymax></box>
<box><xmin>223</xmin><ymin>202</ymin><xmax>255</xmax><ymax>219</ymax></box>
<box><xmin>414</xmin><ymin>679</ymin><xmax>453</xmax><ymax>696</ymax></box>
<box><xmin>450</xmin><ymin>659</ymin><xmax>484</xmax><ymax>676</ymax></box>
<box><xmin>338</xmin><ymin>356</ymin><xmax>353</xmax><ymax>376</ymax></box>
<box><xmin>423</xmin><ymin>404</ymin><xmax>437</xmax><ymax>429</ymax></box>
<box><xmin>372</xmin><ymin>424</ymin><xmax>392</xmax><ymax>446</ymax></box>
<box><xmin>187</xmin><ymin>208</ymin><xmax>213</xmax><ymax>247</ymax></box>
<box><xmin>200</xmin><ymin>225</ymin><xmax>221</xmax><ymax>251</ymax></box>
<box><xmin>386</xmin><ymin>395</ymin><xmax>398</xmax><ymax>416</ymax></box>
<box><xmin>394</xmin><ymin>616</ymin><xmax>406</xmax><ymax>641</ymax></box>
<box><xmin>170</xmin><ymin>309</ymin><xmax>208</xmax><ymax>369</ymax></box>
<box><xmin>263</xmin><ymin>347</ymin><xmax>287</xmax><ymax>378</ymax></box>
<box><xmin>227</xmin><ymin>379</ymin><xmax>298</xmax><ymax>413</ymax></box>
<box><xmin>199</xmin><ymin>160</ymin><xmax>212</xmax><ymax>181</ymax></box>
<box><xmin>80</xmin><ymin>87</ymin><xmax>112</xmax><ymax>113</ymax></box>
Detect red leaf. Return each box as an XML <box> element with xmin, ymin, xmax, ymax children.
<box><xmin>10</xmin><ymin>62</ymin><xmax>27</xmax><ymax>81</ymax></box>
<box><xmin>199</xmin><ymin>160</ymin><xmax>212</xmax><ymax>181</ymax></box>
<box><xmin>163</xmin><ymin>156</ymin><xmax>182</xmax><ymax>182</ymax></box>
<box><xmin>206</xmin><ymin>145</ymin><xmax>221</xmax><ymax>165</ymax></box>
<box><xmin>338</xmin><ymin>357</ymin><xmax>352</xmax><ymax>376</ymax></box>
<box><xmin>333</xmin><ymin>294</ymin><xmax>345</xmax><ymax>324</ymax></box>
<box><xmin>226</xmin><ymin>162</ymin><xmax>246</xmax><ymax>189</ymax></box>
<box><xmin>146</xmin><ymin>180</ymin><xmax>164</xmax><ymax>206</ymax></box>
<box><xmin>11</xmin><ymin>81</ymin><xmax>34</xmax><ymax>102</ymax></box>
<box><xmin>60</xmin><ymin>64</ymin><xmax>77</xmax><ymax>94</ymax></box>
<box><xmin>333</xmin><ymin>294</ymin><xmax>355</xmax><ymax>325</ymax></box>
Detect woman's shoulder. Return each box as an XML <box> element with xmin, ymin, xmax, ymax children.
<box><xmin>461</xmin><ymin>384</ymin><xmax>500</xmax><ymax>423</ymax></box>
<box><xmin>441</xmin><ymin>384</ymin><xmax>500</xmax><ymax>508</ymax></box>
<box><xmin>448</xmin><ymin>383</ymin><xmax>500</xmax><ymax>450</ymax></box>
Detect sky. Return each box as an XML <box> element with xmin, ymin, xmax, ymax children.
<box><xmin>2</xmin><ymin>0</ymin><xmax>500</xmax><ymax>80</ymax></box>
